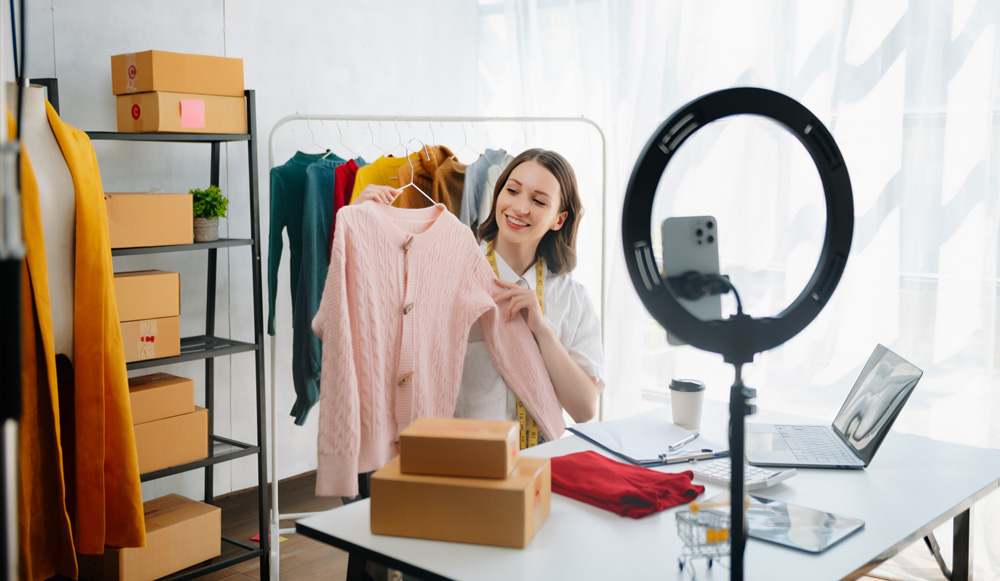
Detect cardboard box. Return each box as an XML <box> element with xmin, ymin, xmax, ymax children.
<box><xmin>117</xmin><ymin>91</ymin><xmax>247</xmax><ymax>134</ymax></box>
<box><xmin>111</xmin><ymin>50</ymin><xmax>244</xmax><ymax>97</ymax></box>
<box><xmin>371</xmin><ymin>456</ymin><xmax>551</xmax><ymax>548</ymax></box>
<box><xmin>120</xmin><ymin>316</ymin><xmax>181</xmax><ymax>363</ymax></box>
<box><xmin>79</xmin><ymin>494</ymin><xmax>221</xmax><ymax>581</ymax></box>
<box><xmin>399</xmin><ymin>417</ymin><xmax>519</xmax><ymax>479</ymax></box>
<box><xmin>133</xmin><ymin>407</ymin><xmax>208</xmax><ymax>474</ymax></box>
<box><xmin>105</xmin><ymin>193</ymin><xmax>193</xmax><ymax>249</ymax></box>
<box><xmin>114</xmin><ymin>270</ymin><xmax>181</xmax><ymax>323</ymax></box>
<box><xmin>128</xmin><ymin>373</ymin><xmax>195</xmax><ymax>425</ymax></box>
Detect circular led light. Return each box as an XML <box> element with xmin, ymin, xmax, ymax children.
<box><xmin>622</xmin><ymin>88</ymin><xmax>854</xmax><ymax>365</ymax></box>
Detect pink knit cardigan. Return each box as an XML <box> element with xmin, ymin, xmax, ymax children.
<box><xmin>312</xmin><ymin>203</ymin><xmax>565</xmax><ymax>497</ymax></box>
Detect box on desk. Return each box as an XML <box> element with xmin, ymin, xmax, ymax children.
<box><xmin>133</xmin><ymin>406</ymin><xmax>208</xmax><ymax>474</ymax></box>
<box><xmin>371</xmin><ymin>456</ymin><xmax>550</xmax><ymax>549</ymax></box>
<box><xmin>116</xmin><ymin>91</ymin><xmax>247</xmax><ymax>134</ymax></box>
<box><xmin>111</xmin><ymin>50</ymin><xmax>244</xmax><ymax>97</ymax></box>
<box><xmin>398</xmin><ymin>417</ymin><xmax>518</xmax><ymax>478</ymax></box>
<box><xmin>79</xmin><ymin>493</ymin><xmax>221</xmax><ymax>581</ymax></box>
<box><xmin>105</xmin><ymin>192</ymin><xmax>193</xmax><ymax>249</ymax></box>
<box><xmin>128</xmin><ymin>373</ymin><xmax>194</xmax><ymax>425</ymax></box>
<box><xmin>114</xmin><ymin>270</ymin><xmax>180</xmax><ymax>323</ymax></box>
<box><xmin>120</xmin><ymin>316</ymin><xmax>180</xmax><ymax>363</ymax></box>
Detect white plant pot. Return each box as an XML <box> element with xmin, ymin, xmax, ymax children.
<box><xmin>193</xmin><ymin>217</ymin><xmax>220</xmax><ymax>242</ymax></box>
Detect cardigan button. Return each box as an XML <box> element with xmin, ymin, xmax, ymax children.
<box><xmin>403</xmin><ymin>303</ymin><xmax>414</xmax><ymax>315</ymax></box>
<box><xmin>397</xmin><ymin>371</ymin><xmax>414</xmax><ymax>386</ymax></box>
<box><xmin>403</xmin><ymin>236</ymin><xmax>414</xmax><ymax>252</ymax></box>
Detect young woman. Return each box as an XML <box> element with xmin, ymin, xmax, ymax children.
<box><xmin>353</xmin><ymin>148</ymin><xmax>604</xmax><ymax>441</ymax></box>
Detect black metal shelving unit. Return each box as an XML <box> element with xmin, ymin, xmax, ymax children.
<box><xmin>87</xmin><ymin>89</ymin><xmax>270</xmax><ymax>580</ymax></box>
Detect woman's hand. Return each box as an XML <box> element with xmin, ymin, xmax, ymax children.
<box><xmin>493</xmin><ymin>278</ymin><xmax>548</xmax><ymax>335</ymax></box>
<box><xmin>352</xmin><ymin>184</ymin><xmax>401</xmax><ymax>205</ymax></box>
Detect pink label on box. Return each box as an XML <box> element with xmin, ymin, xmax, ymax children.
<box><xmin>180</xmin><ymin>99</ymin><xmax>206</xmax><ymax>128</ymax></box>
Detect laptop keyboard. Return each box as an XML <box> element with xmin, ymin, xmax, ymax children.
<box><xmin>776</xmin><ymin>425</ymin><xmax>857</xmax><ymax>464</ymax></box>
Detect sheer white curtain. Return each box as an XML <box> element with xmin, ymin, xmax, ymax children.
<box><xmin>477</xmin><ymin>0</ymin><xmax>999</xmax><ymax>576</ymax></box>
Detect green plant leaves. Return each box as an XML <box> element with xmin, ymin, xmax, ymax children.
<box><xmin>189</xmin><ymin>184</ymin><xmax>229</xmax><ymax>219</ymax></box>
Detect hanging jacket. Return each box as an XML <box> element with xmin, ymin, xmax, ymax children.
<box><xmin>291</xmin><ymin>155</ymin><xmax>345</xmax><ymax>424</ymax></box>
<box><xmin>46</xmin><ymin>100</ymin><xmax>146</xmax><ymax>554</ymax></box>
<box><xmin>432</xmin><ymin>156</ymin><xmax>467</xmax><ymax>217</ymax></box>
<box><xmin>394</xmin><ymin>145</ymin><xmax>455</xmax><ymax>210</ymax></box>
<box><xmin>10</xmin><ymin>109</ymin><xmax>78</xmax><ymax>581</ymax></box>
<box><xmin>350</xmin><ymin>155</ymin><xmax>410</xmax><ymax>203</ymax></box>
<box><xmin>459</xmin><ymin>149</ymin><xmax>508</xmax><ymax>228</ymax></box>
<box><xmin>267</xmin><ymin>151</ymin><xmax>329</xmax><ymax>336</ymax></box>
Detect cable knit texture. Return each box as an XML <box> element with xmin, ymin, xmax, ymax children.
<box><xmin>313</xmin><ymin>202</ymin><xmax>565</xmax><ymax>497</ymax></box>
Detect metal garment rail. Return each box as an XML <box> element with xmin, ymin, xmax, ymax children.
<box><xmin>265</xmin><ymin>114</ymin><xmax>606</xmax><ymax>580</ymax></box>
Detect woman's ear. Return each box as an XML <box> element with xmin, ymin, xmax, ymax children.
<box><xmin>550</xmin><ymin>210</ymin><xmax>568</xmax><ymax>231</ymax></box>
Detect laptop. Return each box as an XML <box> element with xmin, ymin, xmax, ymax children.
<box><xmin>745</xmin><ymin>344</ymin><xmax>923</xmax><ymax>469</ymax></box>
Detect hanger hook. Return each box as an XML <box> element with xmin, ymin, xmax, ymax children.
<box><xmin>307</xmin><ymin>117</ymin><xmax>319</xmax><ymax>149</ymax></box>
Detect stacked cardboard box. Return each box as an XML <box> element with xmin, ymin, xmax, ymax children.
<box><xmin>114</xmin><ymin>270</ymin><xmax>181</xmax><ymax>362</ymax></box>
<box><xmin>105</xmin><ymin>192</ymin><xmax>193</xmax><ymax>249</ymax></box>
<box><xmin>111</xmin><ymin>50</ymin><xmax>246</xmax><ymax>134</ymax></box>
<box><xmin>128</xmin><ymin>372</ymin><xmax>208</xmax><ymax>474</ymax></box>
<box><xmin>371</xmin><ymin>417</ymin><xmax>551</xmax><ymax>549</ymax></box>
<box><xmin>79</xmin><ymin>494</ymin><xmax>221</xmax><ymax>581</ymax></box>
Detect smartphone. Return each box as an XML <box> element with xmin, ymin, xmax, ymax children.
<box><xmin>660</xmin><ymin>215</ymin><xmax>722</xmax><ymax>345</ymax></box>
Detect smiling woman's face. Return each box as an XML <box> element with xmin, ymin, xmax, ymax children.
<box><xmin>494</xmin><ymin>160</ymin><xmax>567</xmax><ymax>245</ymax></box>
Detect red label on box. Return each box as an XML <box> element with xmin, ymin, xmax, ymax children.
<box><xmin>131</xmin><ymin>104</ymin><xmax>141</xmax><ymax>119</ymax></box>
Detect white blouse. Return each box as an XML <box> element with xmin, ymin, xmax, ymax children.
<box><xmin>455</xmin><ymin>242</ymin><xmax>606</xmax><ymax>423</ymax></box>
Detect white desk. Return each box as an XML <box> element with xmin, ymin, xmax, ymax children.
<box><xmin>297</xmin><ymin>405</ymin><xmax>1000</xmax><ymax>580</ymax></box>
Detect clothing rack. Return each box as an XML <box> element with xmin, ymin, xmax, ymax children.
<box><xmin>265</xmin><ymin>114</ymin><xmax>606</xmax><ymax>580</ymax></box>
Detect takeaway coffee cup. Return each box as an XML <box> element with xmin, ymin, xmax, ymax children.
<box><xmin>669</xmin><ymin>379</ymin><xmax>706</xmax><ymax>430</ymax></box>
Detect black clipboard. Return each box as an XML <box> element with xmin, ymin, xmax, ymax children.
<box><xmin>567</xmin><ymin>411</ymin><xmax>729</xmax><ymax>467</ymax></box>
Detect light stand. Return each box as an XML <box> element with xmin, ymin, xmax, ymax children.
<box><xmin>622</xmin><ymin>88</ymin><xmax>854</xmax><ymax>580</ymax></box>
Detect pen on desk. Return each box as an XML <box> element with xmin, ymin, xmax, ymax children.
<box><xmin>668</xmin><ymin>431</ymin><xmax>700</xmax><ymax>451</ymax></box>
<box><xmin>658</xmin><ymin>449</ymin><xmax>715</xmax><ymax>463</ymax></box>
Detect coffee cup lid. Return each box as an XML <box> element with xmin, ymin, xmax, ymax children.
<box><xmin>669</xmin><ymin>379</ymin><xmax>706</xmax><ymax>392</ymax></box>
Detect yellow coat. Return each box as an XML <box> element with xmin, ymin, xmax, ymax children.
<box><xmin>12</xmin><ymin>108</ymin><xmax>77</xmax><ymax>581</ymax></box>
<box><xmin>13</xmin><ymin>101</ymin><xmax>145</xmax><ymax>579</ymax></box>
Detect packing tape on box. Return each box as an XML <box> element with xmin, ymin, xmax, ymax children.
<box><xmin>125</xmin><ymin>52</ymin><xmax>137</xmax><ymax>94</ymax></box>
<box><xmin>138</xmin><ymin>319</ymin><xmax>156</xmax><ymax>360</ymax></box>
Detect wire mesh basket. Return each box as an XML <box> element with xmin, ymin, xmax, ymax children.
<box><xmin>675</xmin><ymin>503</ymin><xmax>732</xmax><ymax>576</ymax></box>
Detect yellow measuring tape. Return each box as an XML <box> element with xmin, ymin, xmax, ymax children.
<box><xmin>486</xmin><ymin>240</ymin><xmax>543</xmax><ymax>449</ymax></box>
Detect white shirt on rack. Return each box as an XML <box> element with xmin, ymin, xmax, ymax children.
<box><xmin>455</xmin><ymin>242</ymin><xmax>606</xmax><ymax>424</ymax></box>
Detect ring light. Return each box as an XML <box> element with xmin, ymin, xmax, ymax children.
<box><xmin>622</xmin><ymin>88</ymin><xmax>854</xmax><ymax>365</ymax></box>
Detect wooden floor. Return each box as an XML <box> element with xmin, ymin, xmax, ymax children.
<box><xmin>204</xmin><ymin>472</ymin><xmax>349</xmax><ymax>580</ymax></box>
<box><xmin>205</xmin><ymin>472</ymin><xmax>946</xmax><ymax>581</ymax></box>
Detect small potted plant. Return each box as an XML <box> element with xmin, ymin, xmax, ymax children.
<box><xmin>190</xmin><ymin>185</ymin><xmax>229</xmax><ymax>242</ymax></box>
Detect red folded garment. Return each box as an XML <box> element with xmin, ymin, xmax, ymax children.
<box><xmin>551</xmin><ymin>451</ymin><xmax>705</xmax><ymax>519</ymax></box>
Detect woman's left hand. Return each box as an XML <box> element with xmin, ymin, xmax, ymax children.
<box><xmin>493</xmin><ymin>278</ymin><xmax>547</xmax><ymax>335</ymax></box>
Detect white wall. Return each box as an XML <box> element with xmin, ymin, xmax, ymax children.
<box><xmin>2</xmin><ymin>0</ymin><xmax>484</xmax><ymax>500</ymax></box>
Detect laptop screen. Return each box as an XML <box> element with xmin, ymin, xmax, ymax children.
<box><xmin>832</xmin><ymin>344</ymin><xmax>923</xmax><ymax>463</ymax></box>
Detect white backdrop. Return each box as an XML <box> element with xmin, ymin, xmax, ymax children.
<box><xmin>3</xmin><ymin>0</ymin><xmax>998</xmax><ymax>576</ymax></box>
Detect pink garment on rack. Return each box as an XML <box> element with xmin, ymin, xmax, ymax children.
<box><xmin>312</xmin><ymin>202</ymin><xmax>565</xmax><ymax>497</ymax></box>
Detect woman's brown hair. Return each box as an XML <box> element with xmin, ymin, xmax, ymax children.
<box><xmin>478</xmin><ymin>148</ymin><xmax>583</xmax><ymax>275</ymax></box>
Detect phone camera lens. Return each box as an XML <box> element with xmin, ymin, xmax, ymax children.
<box><xmin>707</xmin><ymin>235</ymin><xmax>715</xmax><ymax>244</ymax></box>
<box><xmin>706</xmin><ymin>221</ymin><xmax>714</xmax><ymax>229</ymax></box>
<box><xmin>696</xmin><ymin>228</ymin><xmax>703</xmax><ymax>237</ymax></box>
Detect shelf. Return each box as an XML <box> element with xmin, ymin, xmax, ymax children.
<box><xmin>139</xmin><ymin>435</ymin><xmax>260</xmax><ymax>482</ymax></box>
<box><xmin>126</xmin><ymin>335</ymin><xmax>258</xmax><ymax>371</ymax></box>
<box><xmin>87</xmin><ymin>131</ymin><xmax>250</xmax><ymax>143</ymax></box>
<box><xmin>160</xmin><ymin>538</ymin><xmax>264</xmax><ymax>581</ymax></box>
<box><xmin>111</xmin><ymin>238</ymin><xmax>253</xmax><ymax>256</ymax></box>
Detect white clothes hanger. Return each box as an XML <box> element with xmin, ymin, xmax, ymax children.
<box><xmin>450</xmin><ymin>119</ymin><xmax>479</xmax><ymax>163</ymax></box>
<box><xmin>399</xmin><ymin>138</ymin><xmax>436</xmax><ymax>206</ymax></box>
<box><xmin>304</xmin><ymin>116</ymin><xmax>331</xmax><ymax>156</ymax></box>
<box><xmin>336</xmin><ymin>120</ymin><xmax>363</xmax><ymax>162</ymax></box>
